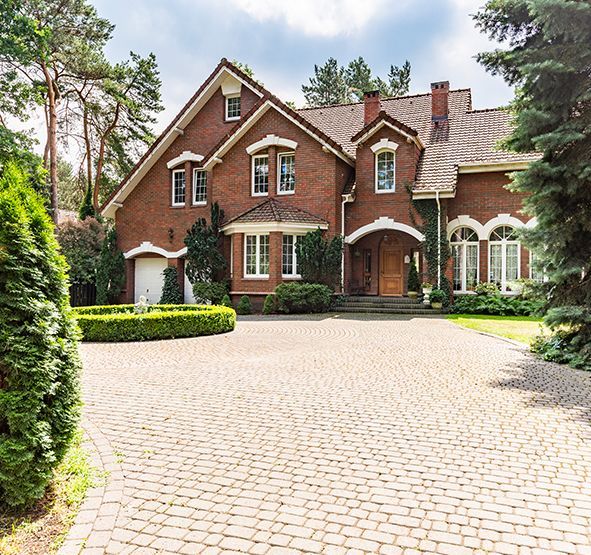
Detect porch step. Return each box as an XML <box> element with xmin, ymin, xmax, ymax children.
<box><xmin>334</xmin><ymin>295</ymin><xmax>441</xmax><ymax>315</ymax></box>
<box><xmin>334</xmin><ymin>305</ymin><xmax>442</xmax><ymax>315</ymax></box>
<box><xmin>338</xmin><ymin>302</ymin><xmax>432</xmax><ymax>310</ymax></box>
<box><xmin>342</xmin><ymin>295</ymin><xmax>424</xmax><ymax>305</ymax></box>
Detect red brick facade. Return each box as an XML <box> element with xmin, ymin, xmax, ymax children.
<box><xmin>107</xmin><ymin>61</ymin><xmax>534</xmax><ymax>305</ymax></box>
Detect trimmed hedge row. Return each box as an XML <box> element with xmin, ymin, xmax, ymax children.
<box><xmin>451</xmin><ymin>294</ymin><xmax>544</xmax><ymax>316</ymax></box>
<box><xmin>73</xmin><ymin>305</ymin><xmax>235</xmax><ymax>342</ymax></box>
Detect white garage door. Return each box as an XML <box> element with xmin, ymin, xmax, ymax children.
<box><xmin>184</xmin><ymin>269</ymin><xmax>196</xmax><ymax>304</ymax></box>
<box><xmin>134</xmin><ymin>258</ymin><xmax>167</xmax><ymax>304</ymax></box>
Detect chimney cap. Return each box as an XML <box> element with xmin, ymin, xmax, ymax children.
<box><xmin>431</xmin><ymin>81</ymin><xmax>450</xmax><ymax>90</ymax></box>
<box><xmin>363</xmin><ymin>90</ymin><xmax>380</xmax><ymax>98</ymax></box>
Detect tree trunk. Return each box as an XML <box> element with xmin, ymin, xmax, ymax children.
<box><xmin>83</xmin><ymin>105</ymin><xmax>93</xmax><ymax>196</ymax></box>
<box><xmin>42</xmin><ymin>62</ymin><xmax>59</xmax><ymax>223</ymax></box>
<box><xmin>93</xmin><ymin>103</ymin><xmax>120</xmax><ymax>210</ymax></box>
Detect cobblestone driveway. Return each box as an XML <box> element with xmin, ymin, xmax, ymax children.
<box><xmin>71</xmin><ymin>315</ymin><xmax>591</xmax><ymax>555</ymax></box>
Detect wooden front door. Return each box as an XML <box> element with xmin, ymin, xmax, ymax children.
<box><xmin>379</xmin><ymin>244</ymin><xmax>403</xmax><ymax>296</ymax></box>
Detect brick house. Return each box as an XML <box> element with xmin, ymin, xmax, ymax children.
<box><xmin>102</xmin><ymin>59</ymin><xmax>538</xmax><ymax>306</ymax></box>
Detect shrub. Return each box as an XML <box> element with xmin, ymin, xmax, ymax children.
<box><xmin>296</xmin><ymin>228</ymin><xmax>343</xmax><ymax>290</ymax></box>
<box><xmin>274</xmin><ymin>282</ymin><xmax>332</xmax><ymax>314</ymax></box>
<box><xmin>96</xmin><ymin>227</ymin><xmax>125</xmax><ymax>305</ymax></box>
<box><xmin>192</xmin><ymin>281</ymin><xmax>228</xmax><ymax>304</ymax></box>
<box><xmin>531</xmin><ymin>330</ymin><xmax>591</xmax><ymax>371</ymax></box>
<box><xmin>262</xmin><ymin>294</ymin><xmax>276</xmax><ymax>315</ymax></box>
<box><xmin>0</xmin><ymin>164</ymin><xmax>81</xmax><ymax>507</ymax></box>
<box><xmin>236</xmin><ymin>295</ymin><xmax>252</xmax><ymax>315</ymax></box>
<box><xmin>159</xmin><ymin>266</ymin><xmax>183</xmax><ymax>304</ymax></box>
<box><xmin>451</xmin><ymin>293</ymin><xmax>544</xmax><ymax>316</ymax></box>
<box><xmin>474</xmin><ymin>281</ymin><xmax>499</xmax><ymax>295</ymax></box>
<box><xmin>73</xmin><ymin>305</ymin><xmax>235</xmax><ymax>342</ymax></box>
<box><xmin>428</xmin><ymin>289</ymin><xmax>447</xmax><ymax>304</ymax></box>
<box><xmin>407</xmin><ymin>259</ymin><xmax>420</xmax><ymax>292</ymax></box>
<box><xmin>220</xmin><ymin>294</ymin><xmax>233</xmax><ymax>308</ymax></box>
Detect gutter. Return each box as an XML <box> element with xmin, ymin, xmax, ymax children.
<box><xmin>435</xmin><ymin>190</ymin><xmax>441</xmax><ymax>289</ymax></box>
<box><xmin>341</xmin><ymin>192</ymin><xmax>355</xmax><ymax>292</ymax></box>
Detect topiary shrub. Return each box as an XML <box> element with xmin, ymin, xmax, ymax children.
<box><xmin>159</xmin><ymin>266</ymin><xmax>183</xmax><ymax>304</ymax></box>
<box><xmin>73</xmin><ymin>305</ymin><xmax>235</xmax><ymax>342</ymax></box>
<box><xmin>220</xmin><ymin>294</ymin><xmax>233</xmax><ymax>308</ymax></box>
<box><xmin>96</xmin><ymin>226</ymin><xmax>125</xmax><ymax>305</ymax></box>
<box><xmin>274</xmin><ymin>282</ymin><xmax>333</xmax><ymax>314</ymax></box>
<box><xmin>236</xmin><ymin>295</ymin><xmax>252</xmax><ymax>315</ymax></box>
<box><xmin>262</xmin><ymin>294</ymin><xmax>276</xmax><ymax>315</ymax></box>
<box><xmin>0</xmin><ymin>163</ymin><xmax>81</xmax><ymax>507</ymax></box>
<box><xmin>407</xmin><ymin>259</ymin><xmax>420</xmax><ymax>293</ymax></box>
<box><xmin>192</xmin><ymin>281</ymin><xmax>228</xmax><ymax>304</ymax></box>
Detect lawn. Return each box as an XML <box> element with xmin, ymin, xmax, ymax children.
<box><xmin>0</xmin><ymin>431</ymin><xmax>99</xmax><ymax>555</ymax></box>
<box><xmin>447</xmin><ymin>314</ymin><xmax>546</xmax><ymax>344</ymax></box>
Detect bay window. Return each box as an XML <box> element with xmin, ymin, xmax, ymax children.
<box><xmin>282</xmin><ymin>235</ymin><xmax>301</xmax><ymax>277</ymax></box>
<box><xmin>245</xmin><ymin>234</ymin><xmax>269</xmax><ymax>277</ymax></box>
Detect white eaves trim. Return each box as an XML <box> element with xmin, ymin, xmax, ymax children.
<box><xmin>457</xmin><ymin>160</ymin><xmax>531</xmax><ymax>173</ymax></box>
<box><xmin>246</xmin><ymin>134</ymin><xmax>298</xmax><ymax>155</ymax></box>
<box><xmin>354</xmin><ymin>120</ymin><xmax>424</xmax><ymax>150</ymax></box>
<box><xmin>101</xmin><ymin>65</ymin><xmax>264</xmax><ymax>219</ymax></box>
<box><xmin>166</xmin><ymin>151</ymin><xmax>204</xmax><ymax>169</ymax></box>
<box><xmin>370</xmin><ymin>138</ymin><xmax>399</xmax><ymax>153</ymax></box>
<box><xmin>221</xmin><ymin>221</ymin><xmax>328</xmax><ymax>235</ymax></box>
<box><xmin>411</xmin><ymin>189</ymin><xmax>456</xmax><ymax>200</ymax></box>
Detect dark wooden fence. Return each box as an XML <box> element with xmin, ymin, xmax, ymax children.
<box><xmin>69</xmin><ymin>282</ymin><xmax>97</xmax><ymax>307</ymax></box>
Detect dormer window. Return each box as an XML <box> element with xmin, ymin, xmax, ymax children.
<box><xmin>376</xmin><ymin>150</ymin><xmax>395</xmax><ymax>192</ymax></box>
<box><xmin>226</xmin><ymin>95</ymin><xmax>241</xmax><ymax>121</ymax></box>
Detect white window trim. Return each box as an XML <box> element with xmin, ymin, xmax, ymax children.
<box><xmin>192</xmin><ymin>168</ymin><xmax>207</xmax><ymax>206</ymax></box>
<box><xmin>225</xmin><ymin>94</ymin><xmax>241</xmax><ymax>122</ymax></box>
<box><xmin>374</xmin><ymin>149</ymin><xmax>396</xmax><ymax>194</ymax></box>
<box><xmin>488</xmin><ymin>230</ymin><xmax>521</xmax><ymax>293</ymax></box>
<box><xmin>277</xmin><ymin>151</ymin><xmax>296</xmax><ymax>195</ymax></box>
<box><xmin>171</xmin><ymin>169</ymin><xmax>186</xmax><ymax>207</ymax></box>
<box><xmin>251</xmin><ymin>154</ymin><xmax>269</xmax><ymax>197</ymax></box>
<box><xmin>244</xmin><ymin>234</ymin><xmax>269</xmax><ymax>279</ymax></box>
<box><xmin>450</xmin><ymin>235</ymin><xmax>480</xmax><ymax>293</ymax></box>
<box><xmin>282</xmin><ymin>234</ymin><xmax>303</xmax><ymax>279</ymax></box>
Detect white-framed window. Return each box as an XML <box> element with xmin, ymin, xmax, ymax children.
<box><xmin>282</xmin><ymin>235</ymin><xmax>302</xmax><ymax>277</ymax></box>
<box><xmin>450</xmin><ymin>227</ymin><xmax>479</xmax><ymax>292</ymax></box>
<box><xmin>172</xmin><ymin>169</ymin><xmax>185</xmax><ymax>206</ymax></box>
<box><xmin>278</xmin><ymin>152</ymin><xmax>295</xmax><ymax>194</ymax></box>
<box><xmin>225</xmin><ymin>95</ymin><xmax>241</xmax><ymax>120</ymax></box>
<box><xmin>375</xmin><ymin>150</ymin><xmax>395</xmax><ymax>193</ymax></box>
<box><xmin>489</xmin><ymin>225</ymin><xmax>520</xmax><ymax>292</ymax></box>
<box><xmin>192</xmin><ymin>169</ymin><xmax>207</xmax><ymax>205</ymax></box>
<box><xmin>245</xmin><ymin>234</ymin><xmax>270</xmax><ymax>277</ymax></box>
<box><xmin>252</xmin><ymin>154</ymin><xmax>269</xmax><ymax>196</ymax></box>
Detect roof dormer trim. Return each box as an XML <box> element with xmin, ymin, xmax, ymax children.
<box><xmin>246</xmin><ymin>134</ymin><xmax>298</xmax><ymax>155</ymax></box>
<box><xmin>166</xmin><ymin>151</ymin><xmax>204</xmax><ymax>169</ymax></box>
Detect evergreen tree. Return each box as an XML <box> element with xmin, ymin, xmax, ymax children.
<box><xmin>0</xmin><ymin>163</ymin><xmax>81</xmax><ymax>506</ymax></box>
<box><xmin>79</xmin><ymin>181</ymin><xmax>95</xmax><ymax>220</ymax></box>
<box><xmin>296</xmin><ymin>228</ymin><xmax>343</xmax><ymax>290</ymax></box>
<box><xmin>345</xmin><ymin>57</ymin><xmax>375</xmax><ymax>101</ymax></box>
<box><xmin>96</xmin><ymin>226</ymin><xmax>125</xmax><ymax>305</ymax></box>
<box><xmin>375</xmin><ymin>61</ymin><xmax>411</xmax><ymax>97</ymax></box>
<box><xmin>475</xmin><ymin>0</ymin><xmax>591</xmax><ymax>368</ymax></box>
<box><xmin>159</xmin><ymin>266</ymin><xmax>183</xmax><ymax>304</ymax></box>
<box><xmin>302</xmin><ymin>58</ymin><xmax>349</xmax><ymax>107</ymax></box>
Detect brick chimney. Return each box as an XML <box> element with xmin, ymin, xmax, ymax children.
<box><xmin>363</xmin><ymin>90</ymin><xmax>381</xmax><ymax>125</ymax></box>
<box><xmin>431</xmin><ymin>81</ymin><xmax>449</xmax><ymax>122</ymax></box>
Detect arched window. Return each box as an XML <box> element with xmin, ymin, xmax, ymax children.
<box><xmin>375</xmin><ymin>150</ymin><xmax>395</xmax><ymax>192</ymax></box>
<box><xmin>489</xmin><ymin>225</ymin><xmax>520</xmax><ymax>292</ymax></box>
<box><xmin>450</xmin><ymin>227</ymin><xmax>479</xmax><ymax>292</ymax></box>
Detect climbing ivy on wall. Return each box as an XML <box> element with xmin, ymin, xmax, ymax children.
<box><xmin>408</xmin><ymin>191</ymin><xmax>451</xmax><ymax>302</ymax></box>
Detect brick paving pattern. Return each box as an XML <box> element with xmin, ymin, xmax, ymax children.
<box><xmin>71</xmin><ymin>315</ymin><xmax>591</xmax><ymax>554</ymax></box>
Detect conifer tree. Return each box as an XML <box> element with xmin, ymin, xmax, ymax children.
<box><xmin>345</xmin><ymin>57</ymin><xmax>375</xmax><ymax>101</ymax></box>
<box><xmin>302</xmin><ymin>58</ymin><xmax>349</xmax><ymax>107</ymax></box>
<box><xmin>475</xmin><ymin>0</ymin><xmax>591</xmax><ymax>368</ymax></box>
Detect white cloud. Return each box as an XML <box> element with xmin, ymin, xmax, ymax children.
<box><xmin>224</xmin><ymin>0</ymin><xmax>406</xmax><ymax>38</ymax></box>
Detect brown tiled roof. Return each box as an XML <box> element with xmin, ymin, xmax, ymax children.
<box><xmin>297</xmin><ymin>92</ymin><xmax>539</xmax><ymax>193</ymax></box>
<box><xmin>224</xmin><ymin>198</ymin><xmax>328</xmax><ymax>225</ymax></box>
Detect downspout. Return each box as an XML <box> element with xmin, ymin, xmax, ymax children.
<box><xmin>435</xmin><ymin>190</ymin><xmax>441</xmax><ymax>289</ymax></box>
<box><xmin>341</xmin><ymin>192</ymin><xmax>355</xmax><ymax>292</ymax></box>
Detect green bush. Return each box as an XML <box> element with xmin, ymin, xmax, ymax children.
<box><xmin>236</xmin><ymin>295</ymin><xmax>252</xmax><ymax>315</ymax></box>
<box><xmin>452</xmin><ymin>293</ymin><xmax>544</xmax><ymax>316</ymax></box>
<box><xmin>428</xmin><ymin>289</ymin><xmax>447</xmax><ymax>304</ymax></box>
<box><xmin>531</xmin><ymin>330</ymin><xmax>591</xmax><ymax>371</ymax></box>
<box><xmin>0</xmin><ymin>164</ymin><xmax>81</xmax><ymax>507</ymax></box>
<box><xmin>96</xmin><ymin>227</ymin><xmax>125</xmax><ymax>305</ymax></box>
<box><xmin>73</xmin><ymin>305</ymin><xmax>235</xmax><ymax>342</ymax></box>
<box><xmin>159</xmin><ymin>266</ymin><xmax>183</xmax><ymax>304</ymax></box>
<box><xmin>274</xmin><ymin>282</ymin><xmax>333</xmax><ymax>314</ymax></box>
<box><xmin>262</xmin><ymin>294</ymin><xmax>276</xmax><ymax>315</ymax></box>
<box><xmin>474</xmin><ymin>281</ymin><xmax>499</xmax><ymax>295</ymax></box>
<box><xmin>407</xmin><ymin>259</ymin><xmax>420</xmax><ymax>293</ymax></box>
<box><xmin>220</xmin><ymin>294</ymin><xmax>232</xmax><ymax>308</ymax></box>
<box><xmin>192</xmin><ymin>281</ymin><xmax>228</xmax><ymax>304</ymax></box>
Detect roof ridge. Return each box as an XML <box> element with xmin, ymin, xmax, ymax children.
<box><xmin>468</xmin><ymin>107</ymin><xmax>510</xmax><ymax>114</ymax></box>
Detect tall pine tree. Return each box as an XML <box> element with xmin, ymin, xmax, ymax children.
<box><xmin>345</xmin><ymin>57</ymin><xmax>375</xmax><ymax>101</ymax></box>
<box><xmin>302</xmin><ymin>58</ymin><xmax>349</xmax><ymax>107</ymax></box>
<box><xmin>475</xmin><ymin>0</ymin><xmax>591</xmax><ymax>368</ymax></box>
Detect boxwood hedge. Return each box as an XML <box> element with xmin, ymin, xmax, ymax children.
<box><xmin>73</xmin><ymin>304</ymin><xmax>235</xmax><ymax>342</ymax></box>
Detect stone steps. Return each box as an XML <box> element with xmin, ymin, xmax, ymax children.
<box><xmin>334</xmin><ymin>295</ymin><xmax>441</xmax><ymax>314</ymax></box>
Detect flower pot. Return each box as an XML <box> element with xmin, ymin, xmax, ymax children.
<box><xmin>408</xmin><ymin>291</ymin><xmax>418</xmax><ymax>299</ymax></box>
<box><xmin>431</xmin><ymin>301</ymin><xmax>443</xmax><ymax>310</ymax></box>
<box><xmin>422</xmin><ymin>287</ymin><xmax>432</xmax><ymax>304</ymax></box>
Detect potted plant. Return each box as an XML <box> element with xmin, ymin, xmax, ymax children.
<box><xmin>407</xmin><ymin>259</ymin><xmax>420</xmax><ymax>299</ymax></box>
<box><xmin>421</xmin><ymin>282</ymin><xmax>433</xmax><ymax>304</ymax></box>
<box><xmin>429</xmin><ymin>288</ymin><xmax>447</xmax><ymax>310</ymax></box>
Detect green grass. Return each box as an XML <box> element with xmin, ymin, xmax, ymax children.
<box><xmin>447</xmin><ymin>314</ymin><xmax>547</xmax><ymax>344</ymax></box>
<box><xmin>0</xmin><ymin>430</ymin><xmax>99</xmax><ymax>555</ymax></box>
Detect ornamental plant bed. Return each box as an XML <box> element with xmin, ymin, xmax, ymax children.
<box><xmin>73</xmin><ymin>304</ymin><xmax>236</xmax><ymax>342</ymax></box>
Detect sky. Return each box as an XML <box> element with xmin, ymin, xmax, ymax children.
<box><xmin>89</xmin><ymin>0</ymin><xmax>513</xmax><ymax>133</ymax></box>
